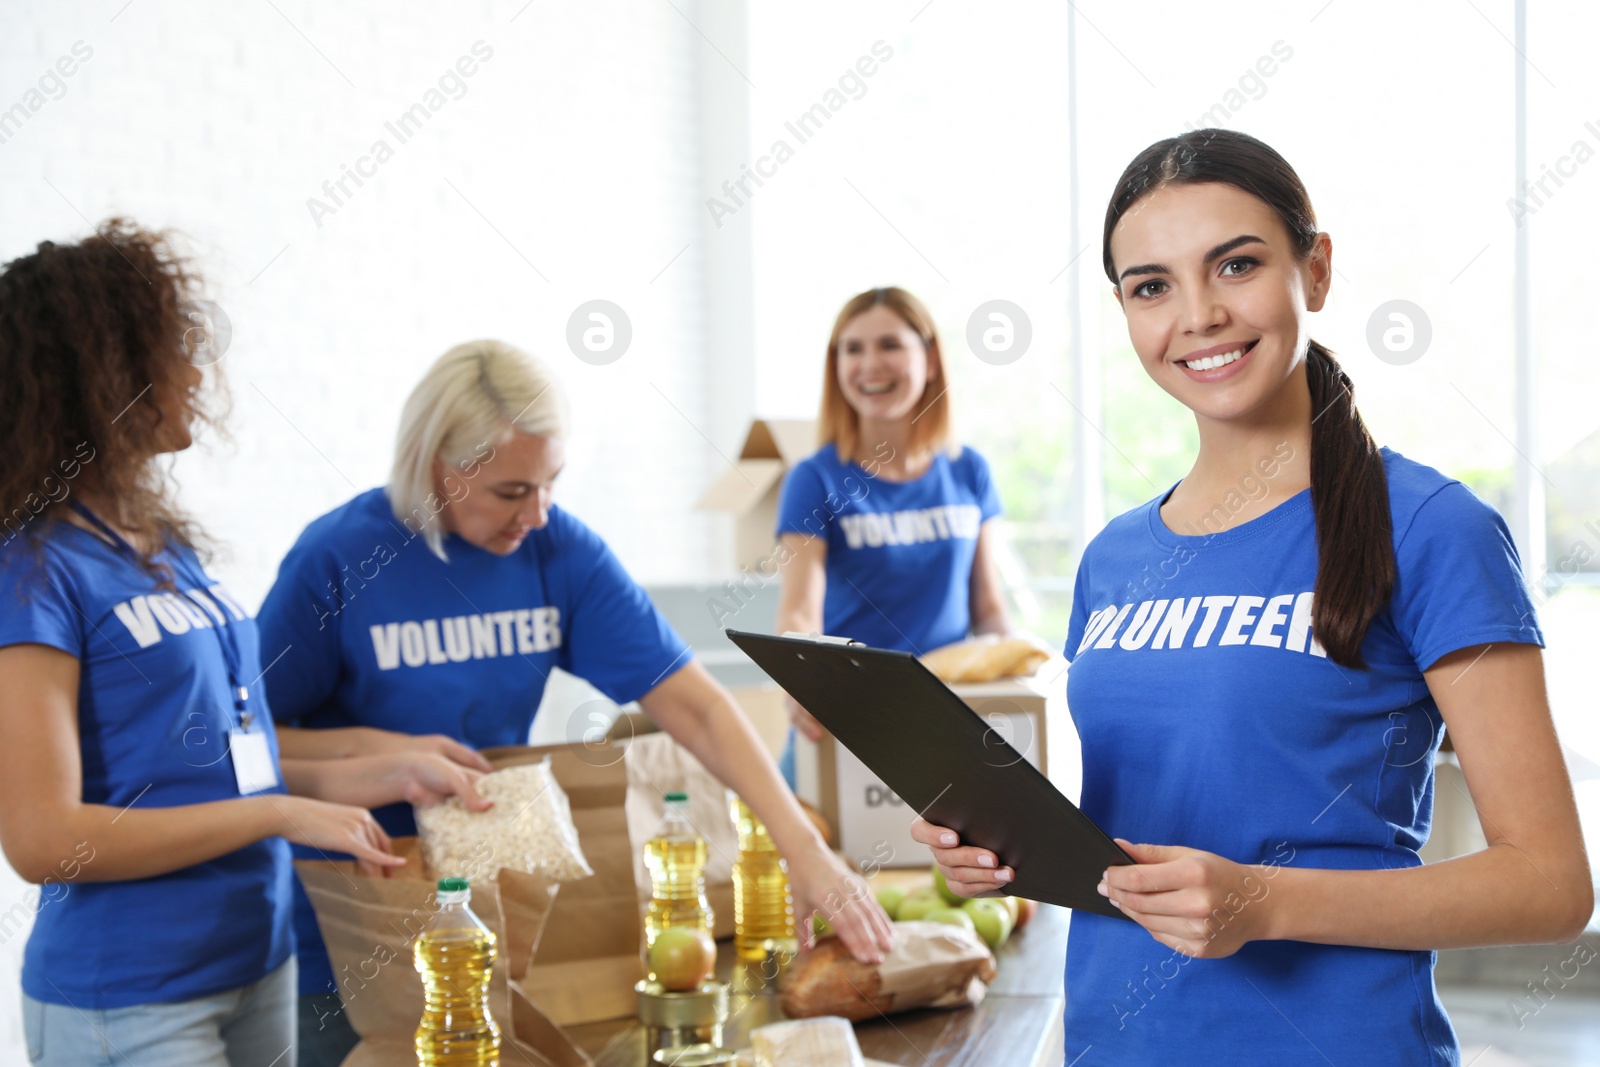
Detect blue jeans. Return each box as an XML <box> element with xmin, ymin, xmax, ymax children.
<box><xmin>23</xmin><ymin>959</ymin><xmax>296</xmax><ymax>1067</ymax></box>
<box><xmin>295</xmin><ymin>993</ymin><xmax>359</xmax><ymax>1067</ymax></box>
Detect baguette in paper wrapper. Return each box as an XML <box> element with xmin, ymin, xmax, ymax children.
<box><xmin>777</xmin><ymin>921</ymin><xmax>997</xmax><ymax>1021</ymax></box>
<box><xmin>919</xmin><ymin>633</ymin><xmax>1052</xmax><ymax>683</ymax></box>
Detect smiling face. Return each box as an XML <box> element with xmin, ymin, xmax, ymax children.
<box><xmin>435</xmin><ymin>431</ymin><xmax>565</xmax><ymax>554</ymax></box>
<box><xmin>833</xmin><ymin>304</ymin><xmax>939</xmax><ymax>424</ymax></box>
<box><xmin>1109</xmin><ymin>181</ymin><xmax>1331</xmax><ymax>424</ymax></box>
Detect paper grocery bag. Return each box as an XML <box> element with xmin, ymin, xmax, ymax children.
<box><xmin>337</xmin><ymin>986</ymin><xmax>588</xmax><ymax>1067</ymax></box>
<box><xmin>485</xmin><ymin>743</ymin><xmax>647</xmax><ymax>1026</ymax></box>
<box><xmin>295</xmin><ymin>839</ymin><xmax>588</xmax><ymax>1066</ymax></box>
<box><xmin>622</xmin><ymin>732</ymin><xmax>742</xmax><ymax>940</ymax></box>
<box><xmin>339</xmin><ymin>1031</ymin><xmax>581</xmax><ymax>1067</ymax></box>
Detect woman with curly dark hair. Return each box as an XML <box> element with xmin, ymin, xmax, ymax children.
<box><xmin>0</xmin><ymin>221</ymin><xmax>489</xmax><ymax>1066</ymax></box>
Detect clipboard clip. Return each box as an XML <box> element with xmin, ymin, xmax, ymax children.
<box><xmin>781</xmin><ymin>630</ymin><xmax>863</xmax><ymax>646</ymax></box>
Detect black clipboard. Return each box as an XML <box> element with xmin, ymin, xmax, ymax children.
<box><xmin>726</xmin><ymin>629</ymin><xmax>1133</xmax><ymax>920</ymax></box>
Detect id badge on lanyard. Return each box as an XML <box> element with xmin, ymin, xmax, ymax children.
<box><xmin>212</xmin><ymin>637</ymin><xmax>280</xmax><ymax>796</ymax></box>
<box><xmin>230</xmin><ymin>728</ymin><xmax>280</xmax><ymax>795</ymax></box>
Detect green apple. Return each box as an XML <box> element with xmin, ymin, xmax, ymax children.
<box><xmin>962</xmin><ymin>898</ymin><xmax>1013</xmax><ymax>950</ymax></box>
<box><xmin>998</xmin><ymin>896</ymin><xmax>1021</xmax><ymax>927</ymax></box>
<box><xmin>875</xmin><ymin>885</ymin><xmax>907</xmax><ymax>921</ymax></box>
<box><xmin>896</xmin><ymin>889</ymin><xmax>944</xmax><ymax>922</ymax></box>
<box><xmin>931</xmin><ymin>866</ymin><xmax>964</xmax><ymax>906</ymax></box>
<box><xmin>924</xmin><ymin>907</ymin><xmax>976</xmax><ymax>933</ymax></box>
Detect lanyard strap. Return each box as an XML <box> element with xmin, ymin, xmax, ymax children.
<box><xmin>68</xmin><ymin>501</ymin><xmax>254</xmax><ymax>727</ymax></box>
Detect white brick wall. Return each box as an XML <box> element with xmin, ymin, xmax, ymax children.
<box><xmin>0</xmin><ymin>0</ymin><xmax>739</xmax><ymax>1053</ymax></box>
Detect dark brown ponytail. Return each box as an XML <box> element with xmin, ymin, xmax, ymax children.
<box><xmin>1101</xmin><ymin>129</ymin><xmax>1394</xmax><ymax>669</ymax></box>
<box><xmin>1303</xmin><ymin>341</ymin><xmax>1394</xmax><ymax>668</ymax></box>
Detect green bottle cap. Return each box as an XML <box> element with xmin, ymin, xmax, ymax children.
<box><xmin>665</xmin><ymin>791</ymin><xmax>688</xmax><ymax>803</ymax></box>
<box><xmin>437</xmin><ymin>877</ymin><xmax>470</xmax><ymax>893</ymax></box>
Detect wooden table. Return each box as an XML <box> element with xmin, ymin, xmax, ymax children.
<box><xmin>568</xmin><ymin>902</ymin><xmax>1069</xmax><ymax>1067</ymax></box>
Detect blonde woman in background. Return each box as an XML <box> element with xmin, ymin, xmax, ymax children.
<box><xmin>257</xmin><ymin>339</ymin><xmax>895</xmax><ymax>1066</ymax></box>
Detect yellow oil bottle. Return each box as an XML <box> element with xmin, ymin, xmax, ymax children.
<box><xmin>643</xmin><ymin>791</ymin><xmax>713</xmax><ymax>955</ymax></box>
<box><xmin>728</xmin><ymin>793</ymin><xmax>796</xmax><ymax>963</ymax></box>
<box><xmin>414</xmin><ymin>877</ymin><xmax>500</xmax><ymax>1066</ymax></box>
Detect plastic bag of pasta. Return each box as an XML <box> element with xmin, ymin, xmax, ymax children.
<box><xmin>414</xmin><ymin>758</ymin><xmax>593</xmax><ymax>883</ymax></box>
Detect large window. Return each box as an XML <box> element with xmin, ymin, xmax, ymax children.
<box><xmin>746</xmin><ymin>1</ymin><xmax>1598</xmax><ymax>923</ymax></box>
<box><xmin>745</xmin><ymin>2</ymin><xmax>1078</xmax><ymax>630</ymax></box>
<box><xmin>1529</xmin><ymin>6</ymin><xmax>1600</xmax><ymax>901</ymax></box>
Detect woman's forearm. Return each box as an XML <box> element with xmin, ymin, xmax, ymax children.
<box><xmin>1264</xmin><ymin>843</ymin><xmax>1593</xmax><ymax>949</ymax></box>
<box><xmin>971</xmin><ymin>610</ymin><xmax>1010</xmax><ymax>637</ymax></box>
<box><xmin>697</xmin><ymin>706</ymin><xmax>827</xmax><ymax>863</ymax></box>
<box><xmin>967</xmin><ymin>522</ymin><xmax>1012</xmax><ymax>638</ymax></box>
<box><xmin>775</xmin><ymin>608</ymin><xmax>822</xmax><ymax>636</ymax></box>
<box><xmin>17</xmin><ymin>797</ymin><xmax>285</xmax><ymax>885</ymax></box>
<box><xmin>275</xmin><ymin>725</ymin><xmax>386</xmax><ymax>759</ymax></box>
<box><xmin>281</xmin><ymin>755</ymin><xmax>403</xmax><ymax>807</ymax></box>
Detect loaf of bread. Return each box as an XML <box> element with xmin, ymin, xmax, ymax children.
<box><xmin>777</xmin><ymin>922</ymin><xmax>998</xmax><ymax>1021</ymax></box>
<box><xmin>919</xmin><ymin>633</ymin><xmax>1052</xmax><ymax>684</ymax></box>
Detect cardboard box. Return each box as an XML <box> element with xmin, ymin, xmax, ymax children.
<box><xmin>696</xmin><ymin>418</ymin><xmax>817</xmax><ymax>572</ymax></box>
<box><xmin>811</xmin><ymin>673</ymin><xmax>1057</xmax><ymax>870</ymax></box>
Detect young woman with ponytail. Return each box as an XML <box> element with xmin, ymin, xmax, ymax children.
<box><xmin>915</xmin><ymin>130</ymin><xmax>1592</xmax><ymax>1063</ymax></box>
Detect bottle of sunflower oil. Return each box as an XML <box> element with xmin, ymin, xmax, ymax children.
<box><xmin>414</xmin><ymin>877</ymin><xmax>500</xmax><ymax>1066</ymax></box>
<box><xmin>728</xmin><ymin>792</ymin><xmax>796</xmax><ymax>963</ymax></box>
<box><xmin>643</xmin><ymin>791</ymin><xmax>713</xmax><ymax>954</ymax></box>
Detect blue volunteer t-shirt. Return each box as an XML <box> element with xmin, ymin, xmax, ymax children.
<box><xmin>0</xmin><ymin>524</ymin><xmax>293</xmax><ymax>1010</ymax></box>
<box><xmin>256</xmin><ymin>487</ymin><xmax>691</xmax><ymax>997</ymax></box>
<box><xmin>776</xmin><ymin>443</ymin><xmax>1002</xmax><ymax>653</ymax></box>
<box><xmin>1060</xmin><ymin>447</ymin><xmax>1544</xmax><ymax>1065</ymax></box>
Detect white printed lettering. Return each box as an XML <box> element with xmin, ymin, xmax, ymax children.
<box><xmin>1151</xmin><ymin>597</ymin><xmax>1200</xmax><ymax>649</ymax></box>
<box><xmin>1192</xmin><ymin>596</ymin><xmax>1236</xmax><ymax>647</ymax></box>
<box><xmin>1094</xmin><ymin>604</ymin><xmax>1135</xmax><ymax>649</ymax></box>
<box><xmin>514</xmin><ymin>609</ymin><xmax>537</xmax><ymax>654</ymax></box>
<box><xmin>399</xmin><ymin>622</ymin><xmax>427</xmax><ymax>667</ymax></box>
<box><xmin>112</xmin><ymin>597</ymin><xmax>163</xmax><ymax>648</ymax></box>
<box><xmin>371</xmin><ymin>623</ymin><xmax>401</xmax><ymax>670</ymax></box>
<box><xmin>1219</xmin><ymin>596</ymin><xmax>1265</xmax><ymax>646</ymax></box>
<box><xmin>469</xmin><ymin>615</ymin><xmax>498</xmax><ymax>658</ymax></box>
<box><xmin>442</xmin><ymin>616</ymin><xmax>472</xmax><ymax>662</ymax></box>
<box><xmin>147</xmin><ymin>594</ymin><xmax>192</xmax><ymax>635</ymax></box>
<box><xmin>1118</xmin><ymin>599</ymin><xmax>1169</xmax><ymax>651</ymax></box>
<box><xmin>1250</xmin><ymin>594</ymin><xmax>1295</xmax><ymax>648</ymax></box>
<box><xmin>422</xmin><ymin>619</ymin><xmax>448</xmax><ymax>664</ymax></box>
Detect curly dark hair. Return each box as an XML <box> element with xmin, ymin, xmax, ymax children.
<box><xmin>0</xmin><ymin>218</ymin><xmax>229</xmax><ymax>571</ymax></box>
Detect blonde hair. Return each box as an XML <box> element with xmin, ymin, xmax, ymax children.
<box><xmin>387</xmin><ymin>339</ymin><xmax>568</xmax><ymax>560</ymax></box>
<box><xmin>818</xmin><ymin>287</ymin><xmax>953</xmax><ymax>465</ymax></box>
